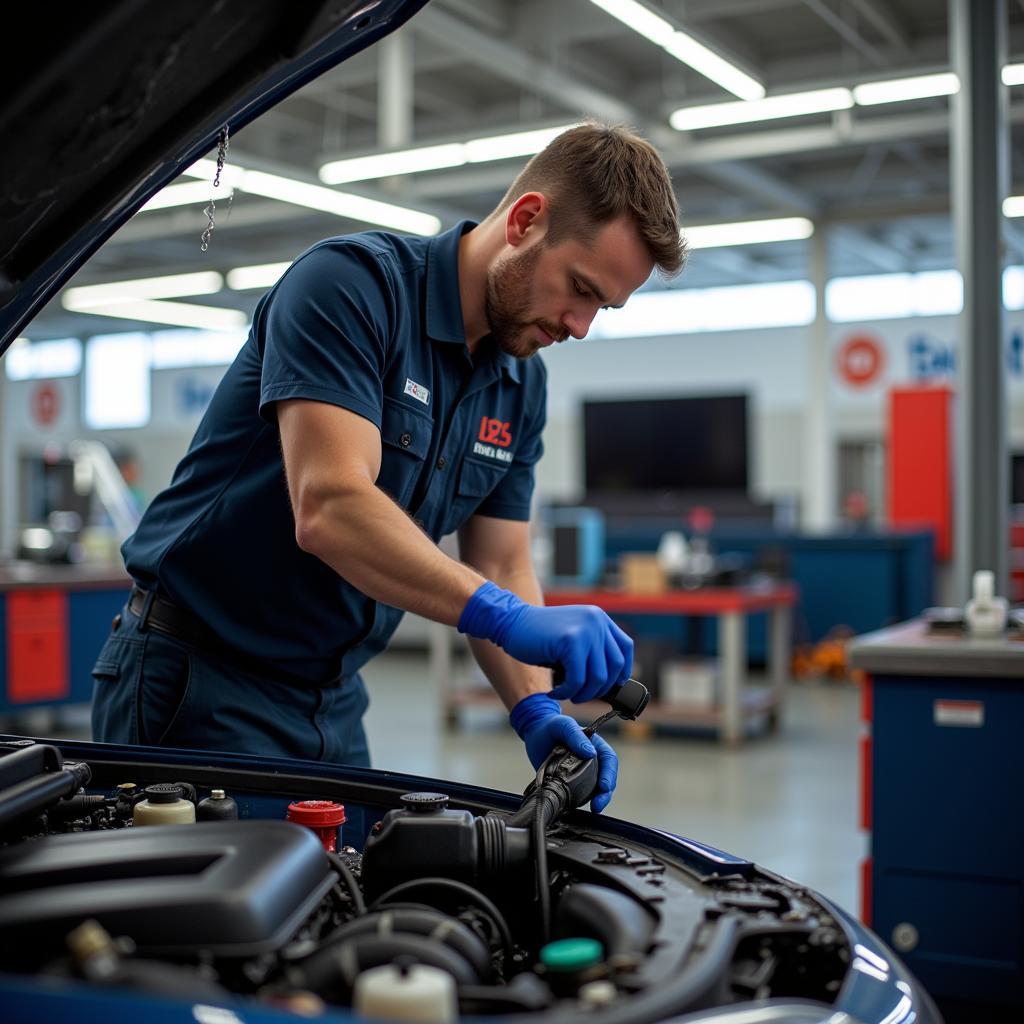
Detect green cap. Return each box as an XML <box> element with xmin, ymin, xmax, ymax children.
<box><xmin>539</xmin><ymin>938</ymin><xmax>603</xmax><ymax>973</ymax></box>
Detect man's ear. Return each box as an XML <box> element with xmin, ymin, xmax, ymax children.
<box><xmin>505</xmin><ymin>192</ymin><xmax>548</xmax><ymax>247</ymax></box>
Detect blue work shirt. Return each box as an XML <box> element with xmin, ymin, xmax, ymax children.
<box><xmin>123</xmin><ymin>221</ymin><xmax>547</xmax><ymax>685</ymax></box>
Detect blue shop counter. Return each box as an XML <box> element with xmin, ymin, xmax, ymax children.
<box><xmin>850</xmin><ymin>620</ymin><xmax>1024</xmax><ymax>1019</ymax></box>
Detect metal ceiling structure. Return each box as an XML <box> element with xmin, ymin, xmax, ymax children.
<box><xmin>26</xmin><ymin>0</ymin><xmax>1024</xmax><ymax>340</ymax></box>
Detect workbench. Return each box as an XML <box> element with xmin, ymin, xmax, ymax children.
<box><xmin>440</xmin><ymin>581</ymin><xmax>797</xmax><ymax>745</ymax></box>
<box><xmin>850</xmin><ymin>619</ymin><xmax>1024</xmax><ymax>1016</ymax></box>
<box><xmin>0</xmin><ymin>563</ymin><xmax>131</xmax><ymax>715</ymax></box>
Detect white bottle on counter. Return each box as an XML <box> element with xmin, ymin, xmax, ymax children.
<box><xmin>965</xmin><ymin>570</ymin><xmax>1008</xmax><ymax>638</ymax></box>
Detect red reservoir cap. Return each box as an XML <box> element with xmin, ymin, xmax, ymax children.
<box><xmin>287</xmin><ymin>800</ymin><xmax>346</xmax><ymax>852</ymax></box>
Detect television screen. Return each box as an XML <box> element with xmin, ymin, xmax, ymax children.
<box><xmin>583</xmin><ymin>394</ymin><xmax>748</xmax><ymax>493</ymax></box>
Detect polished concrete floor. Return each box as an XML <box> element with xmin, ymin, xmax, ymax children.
<box><xmin>20</xmin><ymin>649</ymin><xmax>865</xmax><ymax>920</ymax></box>
<box><xmin>361</xmin><ymin>651</ymin><xmax>865</xmax><ymax>919</ymax></box>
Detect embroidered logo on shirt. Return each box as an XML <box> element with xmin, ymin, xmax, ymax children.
<box><xmin>474</xmin><ymin>416</ymin><xmax>514</xmax><ymax>463</ymax></box>
<box><xmin>404</xmin><ymin>378</ymin><xmax>430</xmax><ymax>405</ymax></box>
<box><xmin>478</xmin><ymin>416</ymin><xmax>512</xmax><ymax>447</ymax></box>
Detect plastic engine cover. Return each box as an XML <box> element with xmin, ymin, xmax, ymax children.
<box><xmin>0</xmin><ymin>820</ymin><xmax>334</xmax><ymax>956</ymax></box>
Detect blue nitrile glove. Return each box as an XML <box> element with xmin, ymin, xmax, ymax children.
<box><xmin>458</xmin><ymin>582</ymin><xmax>633</xmax><ymax>704</ymax></box>
<box><xmin>509</xmin><ymin>693</ymin><xmax>619</xmax><ymax>814</ymax></box>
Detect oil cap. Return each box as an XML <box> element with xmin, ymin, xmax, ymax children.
<box><xmin>539</xmin><ymin>938</ymin><xmax>604</xmax><ymax>973</ymax></box>
<box><xmin>144</xmin><ymin>783</ymin><xmax>185</xmax><ymax>804</ymax></box>
<box><xmin>400</xmin><ymin>792</ymin><xmax>449</xmax><ymax>813</ymax></box>
<box><xmin>287</xmin><ymin>800</ymin><xmax>347</xmax><ymax>853</ymax></box>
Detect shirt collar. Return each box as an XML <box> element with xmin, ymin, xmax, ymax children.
<box><xmin>425</xmin><ymin>219</ymin><xmax>521</xmax><ymax>384</ymax></box>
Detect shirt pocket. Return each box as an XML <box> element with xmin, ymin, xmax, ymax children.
<box><xmin>442</xmin><ymin>455</ymin><xmax>510</xmax><ymax>535</ymax></box>
<box><xmin>376</xmin><ymin>396</ymin><xmax>433</xmax><ymax>508</ymax></box>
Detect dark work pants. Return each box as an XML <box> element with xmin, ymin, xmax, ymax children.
<box><xmin>90</xmin><ymin>600</ymin><xmax>371</xmax><ymax>767</ymax></box>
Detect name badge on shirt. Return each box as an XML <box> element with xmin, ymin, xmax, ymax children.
<box><xmin>404</xmin><ymin>378</ymin><xmax>430</xmax><ymax>405</ymax></box>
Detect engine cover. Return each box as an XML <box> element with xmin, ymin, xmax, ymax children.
<box><xmin>0</xmin><ymin>820</ymin><xmax>333</xmax><ymax>957</ymax></box>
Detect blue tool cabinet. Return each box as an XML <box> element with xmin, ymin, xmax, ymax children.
<box><xmin>851</xmin><ymin>621</ymin><xmax>1024</xmax><ymax>1017</ymax></box>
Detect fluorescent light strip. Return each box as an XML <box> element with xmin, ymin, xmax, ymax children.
<box><xmin>589</xmin><ymin>0</ymin><xmax>764</xmax><ymax>100</ymax></box>
<box><xmin>671</xmin><ymin>87</ymin><xmax>853</xmax><ymax>130</ymax></box>
<box><xmin>1004</xmin><ymin>195</ymin><xmax>1024</xmax><ymax>217</ymax></box>
<box><xmin>686</xmin><ymin>217</ymin><xmax>813</xmax><ymax>249</ymax></box>
<box><xmin>319</xmin><ymin>124</ymin><xmax>575</xmax><ymax>186</ymax></box>
<box><xmin>1003</xmin><ymin>63</ymin><xmax>1024</xmax><ymax>86</ymax></box>
<box><xmin>180</xmin><ymin>160</ymin><xmax>440</xmax><ymax>235</ymax></box>
<box><xmin>141</xmin><ymin>181</ymin><xmax>234</xmax><ymax>212</ymax></box>
<box><xmin>64</xmin><ymin>298</ymin><xmax>248</xmax><ymax>331</ymax></box>
<box><xmin>226</xmin><ymin>262</ymin><xmax>292</xmax><ymax>291</ymax></box>
<box><xmin>63</xmin><ymin>272</ymin><xmax>224</xmax><ymax>309</ymax></box>
<box><xmin>852</xmin><ymin>72</ymin><xmax>959</xmax><ymax>106</ymax></box>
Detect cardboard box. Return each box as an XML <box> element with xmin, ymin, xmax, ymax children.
<box><xmin>660</xmin><ymin>658</ymin><xmax>718</xmax><ymax>707</ymax></box>
<box><xmin>620</xmin><ymin>554</ymin><xmax>666</xmax><ymax>594</ymax></box>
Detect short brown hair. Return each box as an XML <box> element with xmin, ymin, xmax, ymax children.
<box><xmin>495</xmin><ymin>122</ymin><xmax>685</xmax><ymax>278</ymax></box>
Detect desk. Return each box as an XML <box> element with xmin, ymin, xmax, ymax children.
<box><xmin>439</xmin><ymin>581</ymin><xmax>797</xmax><ymax>745</ymax></box>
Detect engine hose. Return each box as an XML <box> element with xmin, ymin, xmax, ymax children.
<box><xmin>324</xmin><ymin>851</ymin><xmax>365</xmax><ymax>916</ymax></box>
<box><xmin>316</xmin><ymin>908</ymin><xmax>492</xmax><ymax>981</ymax></box>
<box><xmin>534</xmin><ymin>793</ymin><xmax>550</xmax><ymax>946</ymax></box>
<box><xmin>498</xmin><ymin>915</ymin><xmax>742</xmax><ymax>1024</ymax></box>
<box><xmin>368</xmin><ymin>877</ymin><xmax>513</xmax><ymax>960</ymax></box>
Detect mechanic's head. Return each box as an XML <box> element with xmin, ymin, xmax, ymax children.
<box><xmin>484</xmin><ymin>122</ymin><xmax>685</xmax><ymax>358</ymax></box>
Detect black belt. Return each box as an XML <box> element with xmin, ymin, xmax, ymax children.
<box><xmin>127</xmin><ymin>585</ymin><xmax>342</xmax><ymax>690</ymax></box>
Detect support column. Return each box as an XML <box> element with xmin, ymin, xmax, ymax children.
<box><xmin>950</xmin><ymin>0</ymin><xmax>1008</xmax><ymax>596</ymax></box>
<box><xmin>378</xmin><ymin>28</ymin><xmax>413</xmax><ymax>152</ymax></box>
<box><xmin>804</xmin><ymin>223</ymin><xmax>835</xmax><ymax>530</ymax></box>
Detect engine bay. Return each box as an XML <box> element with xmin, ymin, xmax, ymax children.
<box><xmin>0</xmin><ymin>734</ymin><xmax>856</xmax><ymax>1022</ymax></box>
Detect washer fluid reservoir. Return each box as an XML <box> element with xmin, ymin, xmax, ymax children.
<box><xmin>133</xmin><ymin>783</ymin><xmax>196</xmax><ymax>826</ymax></box>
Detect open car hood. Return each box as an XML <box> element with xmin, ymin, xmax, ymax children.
<box><xmin>0</xmin><ymin>0</ymin><xmax>428</xmax><ymax>356</ymax></box>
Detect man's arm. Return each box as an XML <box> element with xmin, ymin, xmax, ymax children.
<box><xmin>278</xmin><ymin>396</ymin><xmax>632</xmax><ymax>702</ymax></box>
<box><xmin>457</xmin><ymin>514</ymin><xmax>551</xmax><ymax>710</ymax></box>
<box><xmin>278</xmin><ymin>398</ymin><xmax>484</xmax><ymax>624</ymax></box>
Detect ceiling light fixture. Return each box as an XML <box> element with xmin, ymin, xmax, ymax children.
<box><xmin>319</xmin><ymin>124</ymin><xmax>576</xmax><ymax>186</ymax></box>
<box><xmin>62</xmin><ymin>298</ymin><xmax>248</xmax><ymax>331</ymax></box>
<box><xmin>1002</xmin><ymin>63</ymin><xmax>1024</xmax><ymax>86</ymax></box>
<box><xmin>685</xmin><ymin>217</ymin><xmax>814</xmax><ymax>249</ymax></box>
<box><xmin>671</xmin><ymin>87</ymin><xmax>854</xmax><ymax>131</ymax></box>
<box><xmin>140</xmin><ymin>181</ymin><xmax>234</xmax><ymax>212</ymax></box>
<box><xmin>852</xmin><ymin>72</ymin><xmax>959</xmax><ymax>106</ymax></box>
<box><xmin>226</xmin><ymin>262</ymin><xmax>292</xmax><ymax>291</ymax></box>
<box><xmin>63</xmin><ymin>272</ymin><xmax>224</xmax><ymax>308</ymax></box>
<box><xmin>170</xmin><ymin>160</ymin><xmax>441</xmax><ymax>235</ymax></box>
<box><xmin>588</xmin><ymin>0</ymin><xmax>764</xmax><ymax>100</ymax></box>
<box><xmin>1003</xmin><ymin>195</ymin><xmax>1024</xmax><ymax>218</ymax></box>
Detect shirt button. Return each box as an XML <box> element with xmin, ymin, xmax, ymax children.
<box><xmin>399</xmin><ymin>432</ymin><xmax>412</xmax><ymax>448</ymax></box>
<box><xmin>436</xmin><ymin>456</ymin><xmax>447</xmax><ymax>469</ymax></box>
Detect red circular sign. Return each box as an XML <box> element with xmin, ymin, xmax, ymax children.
<box><xmin>837</xmin><ymin>334</ymin><xmax>885</xmax><ymax>387</ymax></box>
<box><xmin>31</xmin><ymin>382</ymin><xmax>61</xmax><ymax>426</ymax></box>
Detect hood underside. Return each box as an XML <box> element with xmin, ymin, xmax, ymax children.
<box><xmin>0</xmin><ymin>0</ymin><xmax>428</xmax><ymax>355</ymax></box>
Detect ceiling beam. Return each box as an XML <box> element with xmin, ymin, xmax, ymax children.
<box><xmin>845</xmin><ymin>0</ymin><xmax>911</xmax><ymax>53</ymax></box>
<box><xmin>411</xmin><ymin>5</ymin><xmax>635</xmax><ymax>122</ymax></box>
<box><xmin>800</xmin><ymin>0</ymin><xmax>891</xmax><ymax>67</ymax></box>
<box><xmin>697</xmin><ymin>160</ymin><xmax>822</xmax><ymax>215</ymax></box>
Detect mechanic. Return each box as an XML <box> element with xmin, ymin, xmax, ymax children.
<box><xmin>90</xmin><ymin>122</ymin><xmax>685</xmax><ymax>813</ymax></box>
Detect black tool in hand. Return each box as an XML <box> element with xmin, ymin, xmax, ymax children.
<box><xmin>551</xmin><ymin>666</ymin><xmax>650</xmax><ymax>720</ymax></box>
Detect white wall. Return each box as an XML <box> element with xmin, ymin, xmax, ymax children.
<box><xmin>5</xmin><ymin>312</ymin><xmax>1024</xmax><ymax>553</ymax></box>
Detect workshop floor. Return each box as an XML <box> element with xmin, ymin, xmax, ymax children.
<box><xmin>23</xmin><ymin>650</ymin><xmax>864</xmax><ymax>920</ymax></box>
<box><xmin>361</xmin><ymin>651</ymin><xmax>865</xmax><ymax>919</ymax></box>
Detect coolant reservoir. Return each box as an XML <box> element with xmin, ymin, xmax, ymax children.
<box><xmin>132</xmin><ymin>783</ymin><xmax>196</xmax><ymax>826</ymax></box>
<box><xmin>353</xmin><ymin>962</ymin><xmax>456</xmax><ymax>1022</ymax></box>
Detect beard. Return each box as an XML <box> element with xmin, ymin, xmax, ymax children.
<box><xmin>484</xmin><ymin>243</ymin><xmax>565</xmax><ymax>358</ymax></box>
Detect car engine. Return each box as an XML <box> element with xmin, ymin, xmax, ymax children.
<box><xmin>0</xmin><ymin>737</ymin><xmax>853</xmax><ymax>1022</ymax></box>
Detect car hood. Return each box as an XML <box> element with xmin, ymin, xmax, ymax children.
<box><xmin>0</xmin><ymin>0</ymin><xmax>428</xmax><ymax>356</ymax></box>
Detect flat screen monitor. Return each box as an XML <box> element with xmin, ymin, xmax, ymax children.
<box><xmin>583</xmin><ymin>394</ymin><xmax>748</xmax><ymax>493</ymax></box>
